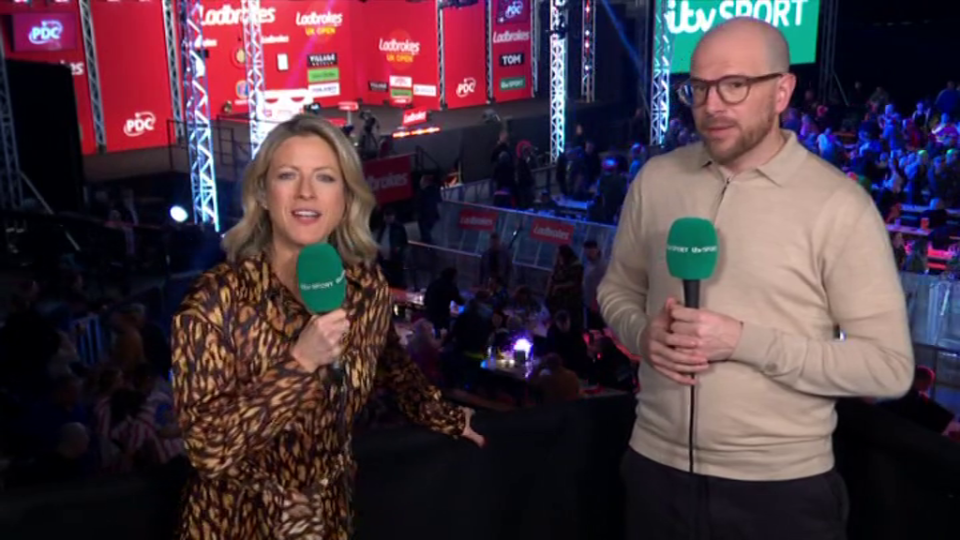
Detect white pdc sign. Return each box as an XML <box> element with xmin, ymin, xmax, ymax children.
<box><xmin>123</xmin><ymin>112</ymin><xmax>157</xmax><ymax>138</ymax></box>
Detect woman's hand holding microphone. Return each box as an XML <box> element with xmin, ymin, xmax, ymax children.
<box><xmin>290</xmin><ymin>309</ymin><xmax>350</xmax><ymax>372</ymax></box>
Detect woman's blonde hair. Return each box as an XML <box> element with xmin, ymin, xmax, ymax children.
<box><xmin>222</xmin><ymin>114</ymin><xmax>379</xmax><ymax>265</ymax></box>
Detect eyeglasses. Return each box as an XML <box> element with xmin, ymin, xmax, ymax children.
<box><xmin>677</xmin><ymin>73</ymin><xmax>783</xmax><ymax>107</ymax></box>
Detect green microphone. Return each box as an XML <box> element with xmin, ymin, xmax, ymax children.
<box><xmin>297</xmin><ymin>242</ymin><xmax>347</xmax><ymax>372</ymax></box>
<box><xmin>297</xmin><ymin>242</ymin><xmax>347</xmax><ymax>313</ymax></box>
<box><xmin>665</xmin><ymin>217</ymin><xmax>719</xmax><ymax>309</ymax></box>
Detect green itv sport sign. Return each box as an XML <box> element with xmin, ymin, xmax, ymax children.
<box><xmin>655</xmin><ymin>0</ymin><xmax>821</xmax><ymax>74</ymax></box>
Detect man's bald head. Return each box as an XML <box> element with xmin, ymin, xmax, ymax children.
<box><xmin>693</xmin><ymin>18</ymin><xmax>790</xmax><ymax>74</ymax></box>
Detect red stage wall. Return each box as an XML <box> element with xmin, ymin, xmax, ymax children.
<box><xmin>92</xmin><ymin>2</ymin><xmax>173</xmax><ymax>152</ymax></box>
<box><xmin>441</xmin><ymin>1</ymin><xmax>487</xmax><ymax>109</ymax></box>
<box><xmin>0</xmin><ymin>2</ymin><xmax>96</xmax><ymax>155</ymax></box>
<box><xmin>490</xmin><ymin>0</ymin><xmax>534</xmax><ymax>103</ymax></box>
<box><xmin>200</xmin><ymin>0</ymin><xmax>359</xmax><ymax>115</ymax></box>
<box><xmin>355</xmin><ymin>0</ymin><xmax>439</xmax><ymax>109</ymax></box>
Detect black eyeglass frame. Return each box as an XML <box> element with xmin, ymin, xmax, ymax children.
<box><xmin>676</xmin><ymin>73</ymin><xmax>784</xmax><ymax>107</ymax></box>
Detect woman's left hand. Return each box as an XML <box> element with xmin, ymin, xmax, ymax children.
<box><xmin>461</xmin><ymin>407</ymin><xmax>486</xmax><ymax>447</ymax></box>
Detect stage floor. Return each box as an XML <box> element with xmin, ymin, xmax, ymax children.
<box><xmin>318</xmin><ymin>98</ymin><xmax>552</xmax><ymax>132</ymax></box>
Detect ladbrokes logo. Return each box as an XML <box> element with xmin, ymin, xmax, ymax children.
<box><xmin>493</xmin><ymin>30</ymin><xmax>530</xmax><ymax>44</ymax></box>
<box><xmin>28</xmin><ymin>20</ymin><xmax>64</xmax><ymax>45</ymax></box>
<box><xmin>379</xmin><ymin>38</ymin><xmax>421</xmax><ymax>56</ymax></box>
<box><xmin>533</xmin><ymin>225</ymin><xmax>571</xmax><ymax>242</ymax></box>
<box><xmin>460</xmin><ymin>215</ymin><xmax>494</xmax><ymax>228</ymax></box>
<box><xmin>202</xmin><ymin>5</ymin><xmax>276</xmax><ymax>27</ymax></box>
<box><xmin>366</xmin><ymin>173</ymin><xmax>409</xmax><ymax>192</ymax></box>
<box><xmin>297</xmin><ymin>11</ymin><xmax>343</xmax><ymax>41</ymax></box>
<box><xmin>379</xmin><ymin>30</ymin><xmax>421</xmax><ymax>70</ymax></box>
<box><xmin>123</xmin><ymin>112</ymin><xmax>156</xmax><ymax>138</ymax></box>
<box><xmin>296</xmin><ymin>11</ymin><xmax>343</xmax><ymax>27</ymax></box>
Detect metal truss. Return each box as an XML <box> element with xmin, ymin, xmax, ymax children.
<box><xmin>161</xmin><ymin>0</ymin><xmax>184</xmax><ymax>142</ymax></box>
<box><xmin>437</xmin><ymin>1</ymin><xmax>446</xmax><ymax>108</ymax></box>
<box><xmin>0</xmin><ymin>26</ymin><xmax>22</xmax><ymax>212</ymax></box>
<box><xmin>817</xmin><ymin>0</ymin><xmax>839</xmax><ymax>104</ymax></box>
<box><xmin>530</xmin><ymin>0</ymin><xmax>539</xmax><ymax>96</ymax></box>
<box><xmin>649</xmin><ymin>0</ymin><xmax>671</xmax><ymax>145</ymax></box>
<box><xmin>548</xmin><ymin>0</ymin><xmax>568</xmax><ymax>162</ymax></box>
<box><xmin>78</xmin><ymin>0</ymin><xmax>106</xmax><ymax>151</ymax></box>
<box><xmin>180</xmin><ymin>0</ymin><xmax>220</xmax><ymax>231</ymax></box>
<box><xmin>580</xmin><ymin>0</ymin><xmax>595</xmax><ymax>102</ymax></box>
<box><xmin>242</xmin><ymin>0</ymin><xmax>267</xmax><ymax>155</ymax></box>
<box><xmin>485</xmin><ymin>0</ymin><xmax>493</xmax><ymax>102</ymax></box>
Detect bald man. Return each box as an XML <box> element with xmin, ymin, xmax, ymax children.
<box><xmin>599</xmin><ymin>18</ymin><xmax>912</xmax><ymax>540</ymax></box>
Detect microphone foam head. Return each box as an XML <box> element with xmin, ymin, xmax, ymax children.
<box><xmin>297</xmin><ymin>242</ymin><xmax>347</xmax><ymax>313</ymax></box>
<box><xmin>666</xmin><ymin>217</ymin><xmax>719</xmax><ymax>281</ymax></box>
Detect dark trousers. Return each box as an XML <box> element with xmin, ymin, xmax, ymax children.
<box><xmin>622</xmin><ymin>450</ymin><xmax>848</xmax><ymax>540</ymax></box>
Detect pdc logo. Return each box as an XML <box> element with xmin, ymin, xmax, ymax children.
<box><xmin>123</xmin><ymin>112</ymin><xmax>157</xmax><ymax>138</ymax></box>
<box><xmin>456</xmin><ymin>77</ymin><xmax>477</xmax><ymax>98</ymax></box>
<box><xmin>28</xmin><ymin>20</ymin><xmax>64</xmax><ymax>46</ymax></box>
<box><xmin>499</xmin><ymin>53</ymin><xmax>525</xmax><ymax>67</ymax></box>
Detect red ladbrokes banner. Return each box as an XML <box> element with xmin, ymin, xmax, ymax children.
<box><xmin>363</xmin><ymin>154</ymin><xmax>415</xmax><ymax>205</ymax></box>
<box><xmin>490</xmin><ymin>0</ymin><xmax>534</xmax><ymax>103</ymax></box>
<box><xmin>458</xmin><ymin>208</ymin><xmax>498</xmax><ymax>232</ymax></box>
<box><xmin>199</xmin><ymin>0</ymin><xmax>359</xmax><ymax>115</ymax></box>
<box><xmin>529</xmin><ymin>218</ymin><xmax>575</xmax><ymax>245</ymax></box>
<box><xmin>355</xmin><ymin>0</ymin><xmax>440</xmax><ymax>109</ymax></box>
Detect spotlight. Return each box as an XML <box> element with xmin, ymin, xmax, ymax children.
<box><xmin>169</xmin><ymin>205</ymin><xmax>189</xmax><ymax>223</ymax></box>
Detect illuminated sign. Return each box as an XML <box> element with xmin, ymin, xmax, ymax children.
<box><xmin>402</xmin><ymin>108</ymin><xmax>429</xmax><ymax>126</ymax></box>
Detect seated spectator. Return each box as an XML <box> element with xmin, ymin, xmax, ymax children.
<box><xmin>407</xmin><ymin>319</ymin><xmax>444</xmax><ymax>386</ymax></box>
<box><xmin>509</xmin><ymin>286</ymin><xmax>541</xmax><ymax>316</ymax></box>
<box><xmin>544</xmin><ymin>311</ymin><xmax>590</xmax><ymax>380</ymax></box>
<box><xmin>108</xmin><ymin>388</ymin><xmax>161</xmax><ymax>473</ymax></box>
<box><xmin>531</xmin><ymin>353</ymin><xmax>581</xmax><ymax>405</ymax></box>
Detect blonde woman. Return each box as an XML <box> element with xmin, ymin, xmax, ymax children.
<box><xmin>171</xmin><ymin>115</ymin><xmax>484</xmax><ymax>540</ymax></box>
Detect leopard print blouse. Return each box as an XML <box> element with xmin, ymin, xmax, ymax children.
<box><xmin>171</xmin><ymin>253</ymin><xmax>465</xmax><ymax>540</ymax></box>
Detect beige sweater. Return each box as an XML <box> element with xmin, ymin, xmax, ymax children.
<box><xmin>598</xmin><ymin>131</ymin><xmax>913</xmax><ymax>481</ymax></box>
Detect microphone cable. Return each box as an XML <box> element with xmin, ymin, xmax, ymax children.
<box><xmin>688</xmin><ymin>380</ymin><xmax>698</xmax><ymax>540</ymax></box>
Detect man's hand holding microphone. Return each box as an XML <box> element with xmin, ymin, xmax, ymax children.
<box><xmin>644</xmin><ymin>217</ymin><xmax>742</xmax><ymax>385</ymax></box>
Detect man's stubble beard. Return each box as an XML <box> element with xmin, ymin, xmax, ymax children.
<box><xmin>699</xmin><ymin>102</ymin><xmax>778</xmax><ymax>166</ymax></box>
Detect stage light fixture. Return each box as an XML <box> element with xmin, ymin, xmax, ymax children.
<box><xmin>169</xmin><ymin>205</ymin><xmax>189</xmax><ymax>223</ymax></box>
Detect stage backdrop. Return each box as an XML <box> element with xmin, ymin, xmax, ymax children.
<box><xmin>355</xmin><ymin>0</ymin><xmax>440</xmax><ymax>109</ymax></box>
<box><xmin>200</xmin><ymin>0</ymin><xmax>359</xmax><ymax>117</ymax></box>
<box><xmin>92</xmin><ymin>2</ymin><xmax>173</xmax><ymax>152</ymax></box>
<box><xmin>441</xmin><ymin>0</ymin><xmax>487</xmax><ymax>109</ymax></box>
<box><xmin>490</xmin><ymin>0</ymin><xmax>534</xmax><ymax>103</ymax></box>
<box><xmin>0</xmin><ymin>2</ymin><xmax>97</xmax><ymax>155</ymax></box>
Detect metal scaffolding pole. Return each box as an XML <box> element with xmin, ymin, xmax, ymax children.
<box><xmin>580</xmin><ymin>0</ymin><xmax>595</xmax><ymax>102</ymax></box>
<box><xmin>180</xmin><ymin>0</ymin><xmax>220</xmax><ymax>231</ymax></box>
<box><xmin>437</xmin><ymin>1</ymin><xmax>446</xmax><ymax>108</ymax></box>
<box><xmin>817</xmin><ymin>0</ymin><xmax>839</xmax><ymax>104</ymax></box>
<box><xmin>161</xmin><ymin>0</ymin><xmax>184</xmax><ymax>142</ymax></box>
<box><xmin>548</xmin><ymin>0</ymin><xmax>568</xmax><ymax>162</ymax></box>
<box><xmin>78</xmin><ymin>0</ymin><xmax>107</xmax><ymax>152</ymax></box>
<box><xmin>649</xmin><ymin>0</ymin><xmax>671</xmax><ymax>145</ymax></box>
<box><xmin>242</xmin><ymin>0</ymin><xmax>267</xmax><ymax>155</ymax></box>
<box><xmin>0</xmin><ymin>26</ymin><xmax>22</xmax><ymax>212</ymax></box>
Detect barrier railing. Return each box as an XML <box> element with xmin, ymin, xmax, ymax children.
<box><xmin>441</xmin><ymin>166</ymin><xmax>555</xmax><ymax>204</ymax></box>
<box><xmin>431</xmin><ymin>200</ymin><xmax>616</xmax><ymax>270</ymax></box>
